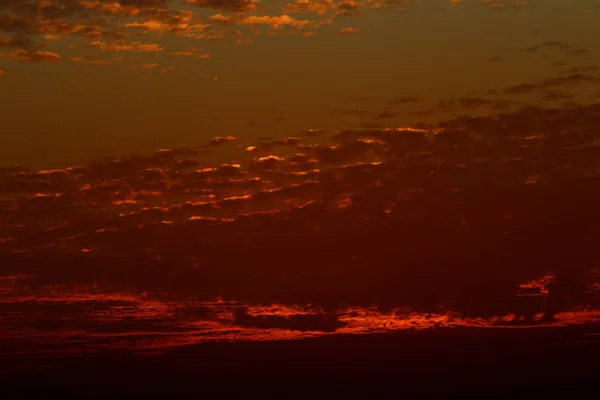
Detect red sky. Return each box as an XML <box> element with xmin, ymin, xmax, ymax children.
<box><xmin>1</xmin><ymin>0</ymin><xmax>600</xmax><ymax>344</ymax></box>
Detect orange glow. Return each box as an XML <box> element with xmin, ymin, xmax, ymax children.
<box><xmin>1</xmin><ymin>2</ymin><xmax>600</xmax><ymax>378</ymax></box>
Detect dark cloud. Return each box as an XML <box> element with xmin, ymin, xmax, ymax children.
<box><xmin>522</xmin><ymin>40</ymin><xmax>587</xmax><ymax>54</ymax></box>
<box><xmin>542</xmin><ymin>73</ymin><xmax>600</xmax><ymax>87</ymax></box>
<box><xmin>1</xmin><ymin>102</ymin><xmax>600</xmax><ymax>322</ymax></box>
<box><xmin>0</xmin><ymin>36</ymin><xmax>35</xmax><ymax>49</ymax></box>
<box><xmin>0</xmin><ymin>15</ymin><xmax>32</xmax><ymax>33</ymax></box>
<box><xmin>438</xmin><ymin>97</ymin><xmax>517</xmax><ymax>110</ymax></box>
<box><xmin>558</xmin><ymin>65</ymin><xmax>599</xmax><ymax>75</ymax></box>
<box><xmin>2</xmin><ymin>2</ymin><xmax>600</xmax><ymax>358</ymax></box>
<box><xmin>505</xmin><ymin>73</ymin><xmax>600</xmax><ymax>95</ymax></box>
<box><xmin>505</xmin><ymin>82</ymin><xmax>539</xmax><ymax>95</ymax></box>
<box><xmin>375</xmin><ymin>109</ymin><xmax>399</xmax><ymax>119</ymax></box>
<box><xmin>185</xmin><ymin>0</ymin><xmax>259</xmax><ymax>12</ymax></box>
<box><xmin>0</xmin><ymin>165</ymin><xmax>29</xmax><ymax>175</ymax></box>
<box><xmin>540</xmin><ymin>89</ymin><xmax>574</xmax><ymax>102</ymax></box>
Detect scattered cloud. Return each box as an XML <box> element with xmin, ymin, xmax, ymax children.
<box><xmin>88</xmin><ymin>41</ymin><xmax>164</xmax><ymax>53</ymax></box>
<box><xmin>170</xmin><ymin>51</ymin><xmax>195</xmax><ymax>56</ymax></box>
<box><xmin>339</xmin><ymin>27</ymin><xmax>360</xmax><ymax>34</ymax></box>
<box><xmin>186</xmin><ymin>0</ymin><xmax>260</xmax><ymax>13</ymax></box>
<box><xmin>5</xmin><ymin>50</ymin><xmax>61</xmax><ymax>62</ymax></box>
<box><xmin>0</xmin><ymin>0</ymin><xmax>585</xmax><ymax>73</ymax></box>
<box><xmin>1</xmin><ymin>102</ymin><xmax>599</xmax><ymax>319</ymax></box>
<box><xmin>208</xmin><ymin>136</ymin><xmax>238</xmax><ymax>145</ymax></box>
<box><xmin>505</xmin><ymin>72</ymin><xmax>600</xmax><ymax>95</ymax></box>
<box><xmin>299</xmin><ymin>129</ymin><xmax>326</xmax><ymax>138</ymax></box>
<box><xmin>523</xmin><ymin>41</ymin><xmax>588</xmax><ymax>56</ymax></box>
<box><xmin>1</xmin><ymin>0</ymin><xmax>599</xmax><ymax>334</ymax></box>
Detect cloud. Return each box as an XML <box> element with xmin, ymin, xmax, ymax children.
<box><xmin>140</xmin><ymin>62</ymin><xmax>159</xmax><ymax>69</ymax></box>
<box><xmin>0</xmin><ymin>37</ymin><xmax>35</xmax><ymax>49</ymax></box>
<box><xmin>169</xmin><ymin>51</ymin><xmax>195</xmax><ymax>56</ymax></box>
<box><xmin>299</xmin><ymin>128</ymin><xmax>326</xmax><ymax>138</ymax></box>
<box><xmin>209</xmin><ymin>13</ymin><xmax>314</xmax><ymax>29</ymax></box>
<box><xmin>232</xmin><ymin>307</ymin><xmax>347</xmax><ymax>332</ymax></box>
<box><xmin>2</xmin><ymin>103</ymin><xmax>600</xmax><ymax>322</ymax></box>
<box><xmin>505</xmin><ymin>82</ymin><xmax>538</xmax><ymax>95</ymax></box>
<box><xmin>208</xmin><ymin>136</ymin><xmax>238</xmax><ymax>145</ymax></box>
<box><xmin>505</xmin><ymin>73</ymin><xmax>600</xmax><ymax>95</ymax></box>
<box><xmin>243</xmin><ymin>137</ymin><xmax>303</xmax><ymax>153</ymax></box>
<box><xmin>242</xmin><ymin>15</ymin><xmax>313</xmax><ymax>29</ymax></box>
<box><xmin>87</xmin><ymin>59</ymin><xmax>111</xmax><ymax>65</ymax></box>
<box><xmin>5</xmin><ymin>50</ymin><xmax>61</xmax><ymax>62</ymax></box>
<box><xmin>558</xmin><ymin>65</ymin><xmax>599</xmax><ymax>75</ymax></box>
<box><xmin>0</xmin><ymin>0</ymin><xmax>564</xmax><ymax>74</ymax></box>
<box><xmin>339</xmin><ymin>27</ymin><xmax>360</xmax><ymax>34</ymax></box>
<box><xmin>375</xmin><ymin>109</ymin><xmax>399</xmax><ymax>119</ymax></box>
<box><xmin>435</xmin><ymin>97</ymin><xmax>517</xmax><ymax>111</ymax></box>
<box><xmin>88</xmin><ymin>41</ymin><xmax>163</xmax><ymax>52</ymax></box>
<box><xmin>522</xmin><ymin>41</ymin><xmax>587</xmax><ymax>55</ymax></box>
<box><xmin>540</xmin><ymin>89</ymin><xmax>574</xmax><ymax>102</ymax></box>
<box><xmin>541</xmin><ymin>73</ymin><xmax>600</xmax><ymax>87</ymax></box>
<box><xmin>1</xmin><ymin>1</ymin><xmax>600</xmax><ymax>322</ymax></box>
<box><xmin>0</xmin><ymin>1</ymin><xmax>203</xmax><ymax>59</ymax></box>
<box><xmin>283</xmin><ymin>0</ymin><xmax>391</xmax><ymax>16</ymax></box>
<box><xmin>185</xmin><ymin>0</ymin><xmax>260</xmax><ymax>12</ymax></box>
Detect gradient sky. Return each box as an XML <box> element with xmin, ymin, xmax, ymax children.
<box><xmin>1</xmin><ymin>0</ymin><xmax>599</xmax><ymax>168</ymax></box>
<box><xmin>1</xmin><ymin>0</ymin><xmax>600</xmax><ymax>353</ymax></box>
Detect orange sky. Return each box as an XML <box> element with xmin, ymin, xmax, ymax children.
<box><xmin>1</xmin><ymin>0</ymin><xmax>599</xmax><ymax>168</ymax></box>
<box><xmin>1</xmin><ymin>1</ymin><xmax>600</xmax><ymax>337</ymax></box>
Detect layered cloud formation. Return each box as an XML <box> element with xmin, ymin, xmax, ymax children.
<box><xmin>1</xmin><ymin>102</ymin><xmax>599</xmax><ymax>318</ymax></box>
<box><xmin>1</xmin><ymin>0</ymin><xmax>596</xmax><ymax>69</ymax></box>
<box><xmin>1</xmin><ymin>1</ymin><xmax>600</xmax><ymax>353</ymax></box>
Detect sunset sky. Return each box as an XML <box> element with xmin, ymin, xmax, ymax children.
<box><xmin>1</xmin><ymin>0</ymin><xmax>600</xmax><ymax>357</ymax></box>
<box><xmin>1</xmin><ymin>0</ymin><xmax>599</xmax><ymax>168</ymax></box>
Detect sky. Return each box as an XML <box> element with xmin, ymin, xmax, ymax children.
<box><xmin>1</xmin><ymin>0</ymin><xmax>599</xmax><ymax>168</ymax></box>
<box><xmin>1</xmin><ymin>0</ymin><xmax>600</xmax><ymax>352</ymax></box>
